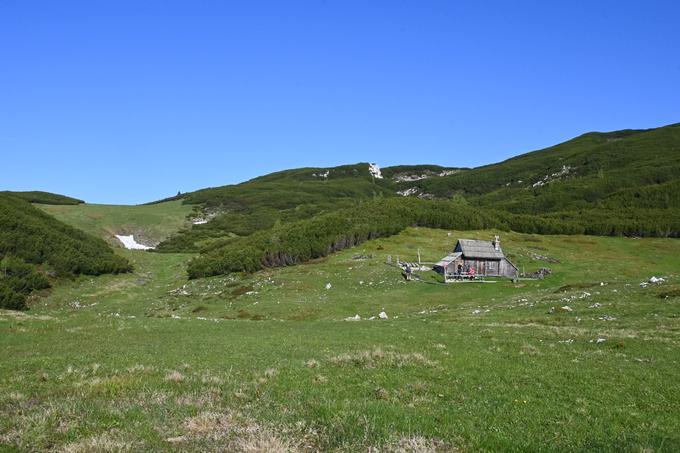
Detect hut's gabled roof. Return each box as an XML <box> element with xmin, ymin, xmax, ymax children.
<box><xmin>456</xmin><ymin>239</ymin><xmax>505</xmax><ymax>259</ymax></box>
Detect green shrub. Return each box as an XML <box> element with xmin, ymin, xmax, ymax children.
<box><xmin>0</xmin><ymin>194</ymin><xmax>132</xmax><ymax>309</ymax></box>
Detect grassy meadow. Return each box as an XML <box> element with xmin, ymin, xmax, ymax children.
<box><xmin>36</xmin><ymin>201</ymin><xmax>193</xmax><ymax>247</ymax></box>
<box><xmin>2</xmin><ymin>228</ymin><xmax>680</xmax><ymax>451</ymax></box>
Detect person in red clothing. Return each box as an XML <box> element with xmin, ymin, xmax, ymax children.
<box><xmin>468</xmin><ymin>266</ymin><xmax>476</xmax><ymax>279</ymax></box>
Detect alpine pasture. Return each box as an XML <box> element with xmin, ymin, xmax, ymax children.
<box><xmin>2</xmin><ymin>226</ymin><xmax>679</xmax><ymax>451</ymax></box>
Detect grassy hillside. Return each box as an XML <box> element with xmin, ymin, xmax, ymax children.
<box><xmin>1</xmin><ymin>190</ymin><xmax>84</xmax><ymax>205</ymax></box>
<box><xmin>0</xmin><ymin>194</ymin><xmax>131</xmax><ymax>309</ymax></box>
<box><xmin>380</xmin><ymin>164</ymin><xmax>465</xmax><ymax>180</ymax></box>
<box><xmin>404</xmin><ymin>123</ymin><xmax>680</xmax><ymax>210</ymax></box>
<box><xmin>187</xmin><ymin>195</ymin><xmax>679</xmax><ymax>280</ymax></box>
<box><xmin>38</xmin><ymin>200</ymin><xmax>193</xmax><ymax>247</ymax></box>
<box><xmin>156</xmin><ymin>163</ymin><xmax>399</xmax><ymax>252</ymax></box>
<box><xmin>2</xmin><ymin>229</ymin><xmax>679</xmax><ymax>450</ymax></box>
<box><xmin>151</xmin><ymin>123</ymin><xmax>680</xmax><ymax>278</ymax></box>
<box><xmin>186</xmin><ymin>198</ymin><xmax>498</xmax><ymax>278</ymax></box>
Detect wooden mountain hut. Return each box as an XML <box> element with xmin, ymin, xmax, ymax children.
<box><xmin>433</xmin><ymin>236</ymin><xmax>518</xmax><ymax>279</ymax></box>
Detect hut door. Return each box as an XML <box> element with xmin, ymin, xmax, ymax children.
<box><xmin>487</xmin><ymin>261</ymin><xmax>498</xmax><ymax>276</ymax></box>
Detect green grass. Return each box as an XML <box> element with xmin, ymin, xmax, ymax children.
<box><xmin>0</xmin><ymin>191</ymin><xmax>84</xmax><ymax>205</ymax></box>
<box><xmin>0</xmin><ymin>194</ymin><xmax>131</xmax><ymax>310</ymax></box>
<box><xmin>2</xmin><ymin>229</ymin><xmax>680</xmax><ymax>451</ymax></box>
<box><xmin>156</xmin><ymin>163</ymin><xmax>399</xmax><ymax>251</ymax></box>
<box><xmin>140</xmin><ymin>123</ymin><xmax>680</xmax><ymax>260</ymax></box>
<box><xmin>37</xmin><ymin>200</ymin><xmax>193</xmax><ymax>247</ymax></box>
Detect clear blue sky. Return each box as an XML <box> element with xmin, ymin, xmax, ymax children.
<box><xmin>2</xmin><ymin>1</ymin><xmax>679</xmax><ymax>204</ymax></box>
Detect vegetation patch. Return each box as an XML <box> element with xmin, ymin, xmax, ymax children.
<box><xmin>231</xmin><ymin>285</ymin><xmax>255</xmax><ymax>297</ymax></box>
<box><xmin>236</xmin><ymin>310</ymin><xmax>264</xmax><ymax>321</ymax></box>
<box><xmin>1</xmin><ymin>190</ymin><xmax>84</xmax><ymax>205</ymax></box>
<box><xmin>0</xmin><ymin>194</ymin><xmax>130</xmax><ymax>309</ymax></box>
<box><xmin>657</xmin><ymin>286</ymin><xmax>680</xmax><ymax>299</ymax></box>
<box><xmin>329</xmin><ymin>348</ymin><xmax>436</xmax><ymax>369</ymax></box>
<box><xmin>554</xmin><ymin>282</ymin><xmax>600</xmax><ymax>293</ymax></box>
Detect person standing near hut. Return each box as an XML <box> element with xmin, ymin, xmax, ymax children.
<box><xmin>405</xmin><ymin>265</ymin><xmax>413</xmax><ymax>281</ymax></box>
<box><xmin>468</xmin><ymin>266</ymin><xmax>476</xmax><ymax>280</ymax></box>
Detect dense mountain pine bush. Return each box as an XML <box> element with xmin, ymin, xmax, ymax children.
<box><xmin>176</xmin><ymin>123</ymin><xmax>680</xmax><ymax>278</ymax></box>
<box><xmin>0</xmin><ymin>194</ymin><xmax>131</xmax><ymax>309</ymax></box>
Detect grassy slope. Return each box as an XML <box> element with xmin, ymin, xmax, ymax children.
<box><xmin>409</xmin><ymin>123</ymin><xmax>680</xmax><ymax>209</ymax></box>
<box><xmin>2</xmin><ymin>230</ymin><xmax>679</xmax><ymax>451</ymax></box>
<box><xmin>0</xmin><ymin>191</ymin><xmax>84</xmax><ymax>205</ymax></box>
<box><xmin>157</xmin><ymin>163</ymin><xmax>398</xmax><ymax>252</ymax></box>
<box><xmin>37</xmin><ymin>200</ymin><xmax>193</xmax><ymax>247</ymax></box>
<box><xmin>0</xmin><ymin>194</ymin><xmax>131</xmax><ymax>308</ymax></box>
<box><xmin>155</xmin><ymin>123</ymin><xmax>680</xmax><ymax>257</ymax></box>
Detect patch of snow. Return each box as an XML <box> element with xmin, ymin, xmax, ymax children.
<box><xmin>325</xmin><ymin>283</ymin><xmax>332</xmax><ymax>290</ymax></box>
<box><xmin>345</xmin><ymin>314</ymin><xmax>361</xmax><ymax>321</ymax></box>
<box><xmin>192</xmin><ymin>219</ymin><xmax>208</xmax><ymax>225</ymax></box>
<box><xmin>312</xmin><ymin>171</ymin><xmax>330</xmax><ymax>179</ymax></box>
<box><xmin>378</xmin><ymin>311</ymin><xmax>388</xmax><ymax>320</ymax></box>
<box><xmin>115</xmin><ymin>234</ymin><xmax>153</xmax><ymax>250</ymax></box>
<box><xmin>368</xmin><ymin>163</ymin><xmax>383</xmax><ymax>179</ymax></box>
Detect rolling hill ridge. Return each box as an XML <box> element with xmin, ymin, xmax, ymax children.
<box><xmin>151</xmin><ymin>122</ymin><xmax>680</xmax><ymax>277</ymax></box>
<box><xmin>12</xmin><ymin>122</ymin><xmax>680</xmax><ymax>280</ymax></box>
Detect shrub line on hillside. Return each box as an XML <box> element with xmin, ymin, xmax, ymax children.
<box><xmin>0</xmin><ymin>194</ymin><xmax>131</xmax><ymax>309</ymax></box>
<box><xmin>187</xmin><ymin>197</ymin><xmax>680</xmax><ymax>279</ymax></box>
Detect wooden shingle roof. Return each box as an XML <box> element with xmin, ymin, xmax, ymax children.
<box><xmin>457</xmin><ymin>239</ymin><xmax>505</xmax><ymax>259</ymax></box>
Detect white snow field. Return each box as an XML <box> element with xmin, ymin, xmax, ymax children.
<box><xmin>115</xmin><ymin>234</ymin><xmax>154</xmax><ymax>250</ymax></box>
